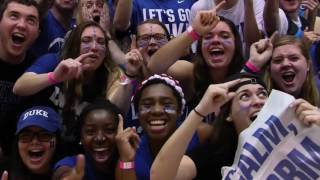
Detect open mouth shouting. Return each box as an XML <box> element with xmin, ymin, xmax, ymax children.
<box><xmin>281</xmin><ymin>71</ymin><xmax>296</xmax><ymax>86</ymax></box>
<box><xmin>208</xmin><ymin>47</ymin><xmax>225</xmax><ymax>63</ymax></box>
<box><xmin>11</xmin><ymin>32</ymin><xmax>26</xmax><ymax>46</ymax></box>
<box><xmin>28</xmin><ymin>149</ymin><xmax>45</xmax><ymax>165</ymax></box>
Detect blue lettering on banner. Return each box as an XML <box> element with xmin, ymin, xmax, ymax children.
<box><xmin>224</xmin><ymin>115</ymin><xmax>320</xmax><ymax>179</ymax></box>
<box><xmin>267</xmin><ymin>137</ymin><xmax>320</xmax><ymax>179</ymax></box>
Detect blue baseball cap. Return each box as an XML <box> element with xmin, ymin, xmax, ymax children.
<box><xmin>16</xmin><ymin>106</ymin><xmax>62</xmax><ymax>134</ymax></box>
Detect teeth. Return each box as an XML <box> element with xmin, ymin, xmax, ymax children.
<box><xmin>149</xmin><ymin>120</ymin><xmax>165</xmax><ymax>126</ymax></box>
<box><xmin>94</xmin><ymin>148</ymin><xmax>107</xmax><ymax>152</ymax></box>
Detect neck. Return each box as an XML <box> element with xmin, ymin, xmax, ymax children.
<box><xmin>0</xmin><ymin>42</ymin><xmax>25</xmax><ymax>64</ymax></box>
<box><xmin>209</xmin><ymin>67</ymin><xmax>228</xmax><ymax>83</ymax></box>
<box><xmin>50</xmin><ymin>7</ymin><xmax>73</xmax><ymax>30</ymax></box>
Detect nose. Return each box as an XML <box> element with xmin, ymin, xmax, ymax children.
<box><xmin>281</xmin><ymin>58</ymin><xmax>293</xmax><ymax>68</ymax></box>
<box><xmin>94</xmin><ymin>130</ymin><xmax>106</xmax><ymax>144</ymax></box>
<box><xmin>16</xmin><ymin>18</ymin><xmax>27</xmax><ymax>30</ymax></box>
<box><xmin>150</xmin><ymin>104</ymin><xmax>164</xmax><ymax>114</ymax></box>
<box><xmin>30</xmin><ymin>135</ymin><xmax>40</xmax><ymax>144</ymax></box>
<box><xmin>251</xmin><ymin>95</ymin><xmax>265</xmax><ymax>108</ymax></box>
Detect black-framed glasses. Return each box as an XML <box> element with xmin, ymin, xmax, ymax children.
<box><xmin>18</xmin><ymin>131</ymin><xmax>54</xmax><ymax>143</ymax></box>
<box><xmin>137</xmin><ymin>33</ymin><xmax>168</xmax><ymax>48</ymax></box>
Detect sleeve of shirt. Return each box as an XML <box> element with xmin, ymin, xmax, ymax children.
<box><xmin>277</xmin><ymin>8</ymin><xmax>289</xmax><ymax>36</ymax></box>
<box><xmin>25</xmin><ymin>53</ymin><xmax>59</xmax><ymax>74</ymax></box>
<box><xmin>54</xmin><ymin>156</ymin><xmax>77</xmax><ymax>170</ymax></box>
<box><xmin>253</xmin><ymin>0</ymin><xmax>266</xmax><ymax>32</ymax></box>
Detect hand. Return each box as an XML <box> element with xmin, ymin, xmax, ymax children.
<box><xmin>53</xmin><ymin>52</ymin><xmax>94</xmax><ymax>82</ymax></box>
<box><xmin>81</xmin><ymin>3</ymin><xmax>92</xmax><ymax>21</ymax></box>
<box><xmin>290</xmin><ymin>99</ymin><xmax>320</xmax><ymax>126</ymax></box>
<box><xmin>196</xmin><ymin>79</ymin><xmax>241</xmax><ymax>116</ymax></box>
<box><xmin>302</xmin><ymin>28</ymin><xmax>320</xmax><ymax>45</ymax></box>
<box><xmin>192</xmin><ymin>0</ymin><xmax>225</xmax><ymax>36</ymax></box>
<box><xmin>115</xmin><ymin>114</ymin><xmax>140</xmax><ymax>162</ymax></box>
<box><xmin>1</xmin><ymin>171</ymin><xmax>8</xmax><ymax>180</ymax></box>
<box><xmin>301</xmin><ymin>0</ymin><xmax>319</xmax><ymax>11</ymax></box>
<box><xmin>62</xmin><ymin>155</ymin><xmax>85</xmax><ymax>180</ymax></box>
<box><xmin>99</xmin><ymin>3</ymin><xmax>111</xmax><ymax>32</ymax></box>
<box><xmin>249</xmin><ymin>31</ymin><xmax>277</xmax><ymax>69</ymax></box>
<box><xmin>123</xmin><ymin>36</ymin><xmax>144</xmax><ymax>78</ymax></box>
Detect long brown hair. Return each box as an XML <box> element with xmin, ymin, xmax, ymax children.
<box><xmin>193</xmin><ymin>16</ymin><xmax>245</xmax><ymax>105</ymax></box>
<box><xmin>60</xmin><ymin>21</ymin><xmax>116</xmax><ymax>134</ymax></box>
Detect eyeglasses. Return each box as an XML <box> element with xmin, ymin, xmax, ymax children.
<box><xmin>18</xmin><ymin>131</ymin><xmax>54</xmax><ymax>143</ymax></box>
<box><xmin>139</xmin><ymin>104</ymin><xmax>177</xmax><ymax>115</ymax></box>
<box><xmin>137</xmin><ymin>33</ymin><xmax>168</xmax><ymax>48</ymax></box>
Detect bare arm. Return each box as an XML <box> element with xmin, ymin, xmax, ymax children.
<box><xmin>148</xmin><ymin>2</ymin><xmax>224</xmax><ymax>74</ymax></box>
<box><xmin>113</xmin><ymin>0</ymin><xmax>133</xmax><ymax>32</ymax></box>
<box><xmin>150</xmin><ymin>80</ymin><xmax>240</xmax><ymax>180</ymax></box>
<box><xmin>244</xmin><ymin>0</ymin><xmax>262</xmax><ymax>50</ymax></box>
<box><xmin>13</xmin><ymin>72</ymin><xmax>54</xmax><ymax>96</ymax></box>
<box><xmin>263</xmin><ymin>0</ymin><xmax>280</xmax><ymax>36</ymax></box>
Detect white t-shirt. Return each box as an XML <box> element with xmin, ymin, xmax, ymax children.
<box><xmin>191</xmin><ymin>0</ymin><xmax>265</xmax><ymax>40</ymax></box>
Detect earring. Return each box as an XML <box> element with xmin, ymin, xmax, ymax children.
<box><xmin>226</xmin><ymin>116</ymin><xmax>232</xmax><ymax>122</ymax></box>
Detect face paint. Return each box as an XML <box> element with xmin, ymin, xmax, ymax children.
<box><xmin>139</xmin><ymin>104</ymin><xmax>177</xmax><ymax>115</ymax></box>
<box><xmin>80</xmin><ymin>27</ymin><xmax>106</xmax><ymax>53</ymax></box>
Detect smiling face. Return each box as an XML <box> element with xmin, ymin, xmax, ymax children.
<box><xmin>18</xmin><ymin>126</ymin><xmax>56</xmax><ymax>174</ymax></box>
<box><xmin>79</xmin><ymin>25</ymin><xmax>106</xmax><ymax>71</ymax></box>
<box><xmin>138</xmin><ymin>84</ymin><xmax>180</xmax><ymax>140</ymax></box>
<box><xmin>81</xmin><ymin>109</ymin><xmax>117</xmax><ymax>169</ymax></box>
<box><xmin>280</xmin><ymin>0</ymin><xmax>301</xmax><ymax>13</ymax></box>
<box><xmin>0</xmin><ymin>2</ymin><xmax>39</xmax><ymax>62</ymax></box>
<box><xmin>137</xmin><ymin>23</ymin><xmax>169</xmax><ymax>60</ymax></box>
<box><xmin>201</xmin><ymin>21</ymin><xmax>235</xmax><ymax>70</ymax></box>
<box><xmin>230</xmin><ymin>82</ymin><xmax>268</xmax><ymax>133</ymax></box>
<box><xmin>270</xmin><ymin>43</ymin><xmax>309</xmax><ymax>97</ymax></box>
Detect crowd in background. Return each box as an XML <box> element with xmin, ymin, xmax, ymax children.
<box><xmin>0</xmin><ymin>0</ymin><xmax>320</xmax><ymax>179</ymax></box>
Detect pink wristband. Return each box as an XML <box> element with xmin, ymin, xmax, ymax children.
<box><xmin>48</xmin><ymin>72</ymin><xmax>59</xmax><ymax>84</ymax></box>
<box><xmin>245</xmin><ymin>61</ymin><xmax>260</xmax><ymax>73</ymax></box>
<box><xmin>119</xmin><ymin>160</ymin><xmax>135</xmax><ymax>170</ymax></box>
<box><xmin>187</xmin><ymin>26</ymin><xmax>200</xmax><ymax>41</ymax></box>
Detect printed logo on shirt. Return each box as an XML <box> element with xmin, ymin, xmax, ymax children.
<box><xmin>142</xmin><ymin>8</ymin><xmax>191</xmax><ymax>36</ymax></box>
<box><xmin>177</xmin><ymin>0</ymin><xmax>185</xmax><ymax>3</ymax></box>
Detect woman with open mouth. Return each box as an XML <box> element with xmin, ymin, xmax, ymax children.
<box><xmin>129</xmin><ymin>74</ymin><xmax>204</xmax><ymax>180</ymax></box>
<box><xmin>53</xmin><ymin>100</ymin><xmax>140</xmax><ymax>180</ymax></box>
<box><xmin>150</xmin><ymin>72</ymin><xmax>320</xmax><ymax>179</ymax></box>
<box><xmin>245</xmin><ymin>35</ymin><xmax>319</xmax><ymax>107</ymax></box>
<box><xmin>147</xmin><ymin>2</ymin><xmax>245</xmax><ymax>123</ymax></box>
<box><xmin>3</xmin><ymin>106</ymin><xmax>64</xmax><ymax>180</ymax></box>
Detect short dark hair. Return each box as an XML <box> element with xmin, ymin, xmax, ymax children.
<box><xmin>0</xmin><ymin>0</ymin><xmax>41</xmax><ymax>21</ymax></box>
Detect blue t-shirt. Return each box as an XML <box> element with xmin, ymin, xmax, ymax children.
<box><xmin>26</xmin><ymin>53</ymin><xmax>59</xmax><ymax>73</ymax></box>
<box><xmin>30</xmin><ymin>10</ymin><xmax>76</xmax><ymax>58</ymax></box>
<box><xmin>54</xmin><ymin>154</ymin><xmax>115</xmax><ymax>180</ymax></box>
<box><xmin>131</xmin><ymin>0</ymin><xmax>196</xmax><ymax>37</ymax></box>
<box><xmin>135</xmin><ymin>132</ymin><xmax>199</xmax><ymax>180</ymax></box>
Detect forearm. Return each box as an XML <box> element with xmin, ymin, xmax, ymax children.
<box><xmin>264</xmin><ymin>0</ymin><xmax>280</xmax><ymax>36</ymax></box>
<box><xmin>148</xmin><ymin>32</ymin><xmax>193</xmax><ymax>74</ymax></box>
<box><xmin>108</xmin><ymin>40</ymin><xmax>126</xmax><ymax>65</ymax></box>
<box><xmin>13</xmin><ymin>72</ymin><xmax>54</xmax><ymax>96</ymax></box>
<box><xmin>150</xmin><ymin>110</ymin><xmax>202</xmax><ymax>180</ymax></box>
<box><xmin>244</xmin><ymin>2</ymin><xmax>261</xmax><ymax>49</ymax></box>
<box><xmin>113</xmin><ymin>0</ymin><xmax>132</xmax><ymax>32</ymax></box>
<box><xmin>115</xmin><ymin>163</ymin><xmax>137</xmax><ymax>180</ymax></box>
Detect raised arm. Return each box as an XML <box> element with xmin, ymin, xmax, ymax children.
<box><xmin>113</xmin><ymin>0</ymin><xmax>133</xmax><ymax>32</ymax></box>
<box><xmin>13</xmin><ymin>53</ymin><xmax>93</xmax><ymax>96</ymax></box>
<box><xmin>147</xmin><ymin>1</ymin><xmax>225</xmax><ymax>74</ymax></box>
<box><xmin>264</xmin><ymin>0</ymin><xmax>281</xmax><ymax>36</ymax></box>
<box><xmin>150</xmin><ymin>79</ymin><xmax>240</xmax><ymax>180</ymax></box>
<box><xmin>244</xmin><ymin>0</ymin><xmax>262</xmax><ymax>51</ymax></box>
